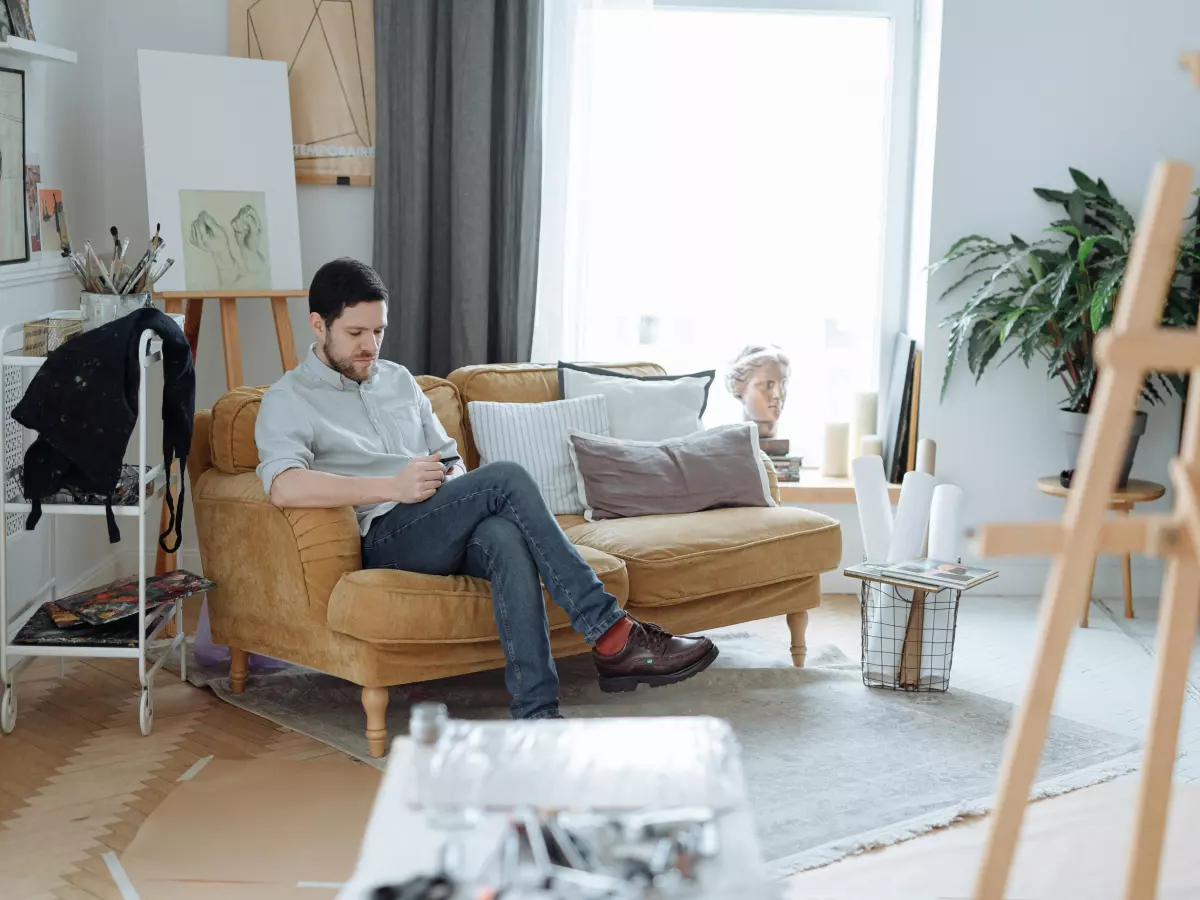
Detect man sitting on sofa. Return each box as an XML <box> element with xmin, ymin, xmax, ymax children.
<box><xmin>255</xmin><ymin>258</ymin><xmax>718</xmax><ymax>720</ymax></box>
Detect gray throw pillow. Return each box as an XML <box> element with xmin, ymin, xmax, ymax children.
<box><xmin>567</xmin><ymin>423</ymin><xmax>775</xmax><ymax>521</ymax></box>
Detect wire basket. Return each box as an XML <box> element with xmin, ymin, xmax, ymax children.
<box><xmin>22</xmin><ymin>315</ymin><xmax>83</xmax><ymax>356</ymax></box>
<box><xmin>859</xmin><ymin>578</ymin><xmax>961</xmax><ymax>692</ymax></box>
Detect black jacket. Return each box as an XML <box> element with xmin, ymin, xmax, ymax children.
<box><xmin>13</xmin><ymin>308</ymin><xmax>195</xmax><ymax>551</ymax></box>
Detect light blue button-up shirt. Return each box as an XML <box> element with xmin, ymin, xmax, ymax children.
<box><xmin>255</xmin><ymin>346</ymin><xmax>460</xmax><ymax>535</ymax></box>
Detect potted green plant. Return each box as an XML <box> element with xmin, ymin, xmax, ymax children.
<box><xmin>935</xmin><ymin>168</ymin><xmax>1200</xmax><ymax>485</ymax></box>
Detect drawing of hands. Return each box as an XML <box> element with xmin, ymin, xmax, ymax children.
<box><xmin>189</xmin><ymin>211</ymin><xmax>244</xmax><ymax>288</ymax></box>
<box><xmin>231</xmin><ymin>204</ymin><xmax>267</xmax><ymax>275</ymax></box>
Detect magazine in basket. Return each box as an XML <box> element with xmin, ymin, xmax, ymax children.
<box><xmin>880</xmin><ymin>558</ymin><xmax>998</xmax><ymax>591</ymax></box>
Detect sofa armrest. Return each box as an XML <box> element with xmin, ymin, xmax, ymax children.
<box><xmin>761</xmin><ymin>451</ymin><xmax>782</xmax><ymax>505</ymax></box>
<box><xmin>193</xmin><ymin>471</ymin><xmax>363</xmax><ymax>634</ymax></box>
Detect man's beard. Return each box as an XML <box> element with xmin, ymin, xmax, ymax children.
<box><xmin>324</xmin><ymin>334</ymin><xmax>378</xmax><ymax>383</ymax></box>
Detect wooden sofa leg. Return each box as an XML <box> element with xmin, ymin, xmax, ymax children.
<box><xmin>362</xmin><ymin>686</ymin><xmax>389</xmax><ymax>758</ymax></box>
<box><xmin>229</xmin><ymin>647</ymin><xmax>249</xmax><ymax>694</ymax></box>
<box><xmin>787</xmin><ymin>611</ymin><xmax>809</xmax><ymax>667</ymax></box>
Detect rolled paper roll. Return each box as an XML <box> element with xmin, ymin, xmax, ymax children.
<box><xmin>916</xmin><ymin>438</ymin><xmax>937</xmax><ymax>476</ymax></box>
<box><xmin>860</xmin><ymin>434</ymin><xmax>883</xmax><ymax>458</ymax></box>
<box><xmin>886</xmin><ymin>471</ymin><xmax>936</xmax><ymax>564</ymax></box>
<box><xmin>821</xmin><ymin>422</ymin><xmax>850</xmax><ymax>477</ymax></box>
<box><xmin>849</xmin><ymin>391</ymin><xmax>878</xmax><ymax>472</ymax></box>
<box><xmin>928</xmin><ymin>483</ymin><xmax>965</xmax><ymax>562</ymax></box>
<box><xmin>852</xmin><ymin>454</ymin><xmax>893</xmax><ymax>562</ymax></box>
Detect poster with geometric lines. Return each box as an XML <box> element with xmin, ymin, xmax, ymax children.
<box><xmin>228</xmin><ymin>0</ymin><xmax>375</xmax><ymax>185</ymax></box>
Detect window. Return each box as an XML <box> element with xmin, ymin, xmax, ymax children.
<box><xmin>536</xmin><ymin>0</ymin><xmax>917</xmax><ymax>460</ymax></box>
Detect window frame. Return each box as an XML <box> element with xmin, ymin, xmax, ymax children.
<box><xmin>613</xmin><ymin>0</ymin><xmax>920</xmax><ymax>400</ymax></box>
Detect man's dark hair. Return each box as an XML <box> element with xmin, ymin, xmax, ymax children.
<box><xmin>309</xmin><ymin>258</ymin><xmax>388</xmax><ymax>328</ymax></box>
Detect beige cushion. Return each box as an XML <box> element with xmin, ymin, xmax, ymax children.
<box><xmin>326</xmin><ymin>544</ymin><xmax>629</xmax><ymax>644</ymax></box>
<box><xmin>208</xmin><ymin>376</ymin><xmax>465</xmax><ymax>475</ymax></box>
<box><xmin>448</xmin><ymin>363</ymin><xmax>664</xmax><ymax>470</ymax></box>
<box><xmin>565</xmin><ymin>507</ymin><xmax>841</xmax><ymax>608</ymax></box>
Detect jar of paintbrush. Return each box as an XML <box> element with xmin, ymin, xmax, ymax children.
<box><xmin>66</xmin><ymin>224</ymin><xmax>174</xmax><ymax>332</ymax></box>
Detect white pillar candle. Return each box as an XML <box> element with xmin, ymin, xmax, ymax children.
<box><xmin>916</xmin><ymin>438</ymin><xmax>937</xmax><ymax>476</ymax></box>
<box><xmin>821</xmin><ymin>422</ymin><xmax>850</xmax><ymax>477</ymax></box>
<box><xmin>860</xmin><ymin>434</ymin><xmax>883</xmax><ymax>458</ymax></box>
<box><xmin>849</xmin><ymin>391</ymin><xmax>878</xmax><ymax>472</ymax></box>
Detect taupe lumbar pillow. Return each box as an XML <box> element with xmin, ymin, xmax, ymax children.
<box><xmin>567</xmin><ymin>423</ymin><xmax>775</xmax><ymax>521</ymax></box>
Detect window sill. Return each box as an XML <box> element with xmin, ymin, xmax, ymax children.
<box><xmin>0</xmin><ymin>258</ymin><xmax>74</xmax><ymax>291</ymax></box>
<box><xmin>778</xmin><ymin>469</ymin><xmax>901</xmax><ymax>505</ymax></box>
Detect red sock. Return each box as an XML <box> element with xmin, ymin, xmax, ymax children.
<box><xmin>595</xmin><ymin>616</ymin><xmax>633</xmax><ymax>655</ymax></box>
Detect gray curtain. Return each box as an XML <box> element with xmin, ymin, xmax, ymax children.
<box><xmin>374</xmin><ymin>0</ymin><xmax>544</xmax><ymax>378</ymax></box>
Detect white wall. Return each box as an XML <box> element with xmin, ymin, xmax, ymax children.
<box><xmin>4</xmin><ymin>1</ymin><xmax>374</xmax><ymax>610</ymax></box>
<box><xmin>89</xmin><ymin>0</ymin><xmax>373</xmax><ymax>570</ymax></box>
<box><xmin>1</xmin><ymin>1</ymin><xmax>125</xmax><ymax>610</ymax></box>
<box><xmin>915</xmin><ymin>0</ymin><xmax>1200</xmax><ymax>598</ymax></box>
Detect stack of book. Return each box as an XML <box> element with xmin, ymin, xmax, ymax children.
<box><xmin>770</xmin><ymin>456</ymin><xmax>803</xmax><ymax>482</ymax></box>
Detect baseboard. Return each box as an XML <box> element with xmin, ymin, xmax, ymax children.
<box><xmin>120</xmin><ymin>547</ymin><xmax>205</xmax><ymax>577</ymax></box>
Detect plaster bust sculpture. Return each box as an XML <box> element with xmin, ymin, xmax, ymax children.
<box><xmin>725</xmin><ymin>344</ymin><xmax>790</xmax><ymax>440</ymax></box>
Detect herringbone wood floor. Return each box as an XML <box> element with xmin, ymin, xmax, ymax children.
<box><xmin>0</xmin><ymin>602</ymin><xmax>352</xmax><ymax>900</ymax></box>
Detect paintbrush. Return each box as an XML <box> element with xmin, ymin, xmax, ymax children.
<box><xmin>147</xmin><ymin>257</ymin><xmax>175</xmax><ymax>289</ymax></box>
<box><xmin>109</xmin><ymin>226</ymin><xmax>121</xmax><ymax>282</ymax></box>
<box><xmin>85</xmin><ymin>241</ymin><xmax>119</xmax><ymax>294</ymax></box>
<box><xmin>121</xmin><ymin>224</ymin><xmax>163</xmax><ymax>294</ymax></box>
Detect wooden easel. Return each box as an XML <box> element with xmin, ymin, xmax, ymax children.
<box><xmin>971</xmin><ymin>161</ymin><xmax>1200</xmax><ymax>899</ymax></box>
<box><xmin>152</xmin><ymin>290</ymin><xmax>307</xmax><ymax>577</ymax></box>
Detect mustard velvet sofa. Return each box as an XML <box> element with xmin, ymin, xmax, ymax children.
<box><xmin>189</xmin><ymin>362</ymin><xmax>842</xmax><ymax>756</ymax></box>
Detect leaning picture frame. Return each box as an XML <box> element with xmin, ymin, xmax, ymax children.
<box><xmin>0</xmin><ymin>66</ymin><xmax>28</xmax><ymax>266</ymax></box>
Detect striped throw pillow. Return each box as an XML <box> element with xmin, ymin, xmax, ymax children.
<box><xmin>467</xmin><ymin>395</ymin><xmax>610</xmax><ymax>515</ymax></box>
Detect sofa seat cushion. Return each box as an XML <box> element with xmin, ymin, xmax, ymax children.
<box><xmin>326</xmin><ymin>544</ymin><xmax>628</xmax><ymax>644</ymax></box>
<box><xmin>564</xmin><ymin>507</ymin><xmax>841</xmax><ymax>608</ymax></box>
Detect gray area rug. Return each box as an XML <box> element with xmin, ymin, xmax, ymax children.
<box><xmin>178</xmin><ymin>623</ymin><xmax>1138</xmax><ymax>872</ymax></box>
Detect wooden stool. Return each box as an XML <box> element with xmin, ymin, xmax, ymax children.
<box><xmin>1036</xmin><ymin>475</ymin><xmax>1166</xmax><ymax>626</ymax></box>
<box><xmin>152</xmin><ymin>290</ymin><xmax>307</xmax><ymax>578</ymax></box>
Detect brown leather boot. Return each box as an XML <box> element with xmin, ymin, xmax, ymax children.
<box><xmin>592</xmin><ymin>620</ymin><xmax>718</xmax><ymax>693</ymax></box>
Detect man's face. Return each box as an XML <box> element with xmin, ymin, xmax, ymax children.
<box><xmin>743</xmin><ymin>359</ymin><xmax>788</xmax><ymax>423</ymax></box>
<box><xmin>312</xmin><ymin>301</ymin><xmax>387</xmax><ymax>383</ymax></box>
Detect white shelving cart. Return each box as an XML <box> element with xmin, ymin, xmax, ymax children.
<box><xmin>0</xmin><ymin>316</ymin><xmax>186</xmax><ymax>736</ymax></box>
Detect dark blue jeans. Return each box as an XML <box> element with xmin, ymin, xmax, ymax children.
<box><xmin>361</xmin><ymin>461</ymin><xmax>625</xmax><ymax>719</ymax></box>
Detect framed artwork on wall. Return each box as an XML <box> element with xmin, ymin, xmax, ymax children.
<box><xmin>0</xmin><ymin>66</ymin><xmax>28</xmax><ymax>266</ymax></box>
<box><xmin>227</xmin><ymin>0</ymin><xmax>376</xmax><ymax>186</ymax></box>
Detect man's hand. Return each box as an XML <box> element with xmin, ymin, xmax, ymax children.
<box><xmin>391</xmin><ymin>454</ymin><xmax>445</xmax><ymax>503</ymax></box>
<box><xmin>444</xmin><ymin>462</ymin><xmax>466</xmax><ymax>481</ymax></box>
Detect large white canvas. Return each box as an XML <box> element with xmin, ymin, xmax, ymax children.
<box><xmin>137</xmin><ymin>49</ymin><xmax>301</xmax><ymax>293</ymax></box>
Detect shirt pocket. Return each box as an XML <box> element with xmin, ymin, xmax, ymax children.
<box><xmin>381</xmin><ymin>401</ymin><xmax>425</xmax><ymax>456</ymax></box>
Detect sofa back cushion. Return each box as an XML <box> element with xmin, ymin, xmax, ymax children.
<box><xmin>207</xmin><ymin>376</ymin><xmax>466</xmax><ymax>475</ymax></box>
<box><xmin>447</xmin><ymin>362</ymin><xmax>664</xmax><ymax>469</ymax></box>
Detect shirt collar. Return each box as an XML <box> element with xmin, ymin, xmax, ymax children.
<box><xmin>303</xmin><ymin>344</ymin><xmax>364</xmax><ymax>391</ymax></box>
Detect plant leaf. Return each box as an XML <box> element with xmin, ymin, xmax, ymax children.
<box><xmin>1069</xmin><ymin>168</ymin><xmax>1101</xmax><ymax>194</ymax></box>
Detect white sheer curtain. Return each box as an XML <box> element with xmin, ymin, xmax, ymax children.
<box><xmin>532</xmin><ymin>0</ymin><xmax>654</xmax><ymax>365</ymax></box>
<box><xmin>534</xmin><ymin>2</ymin><xmax>896</xmax><ymax>459</ymax></box>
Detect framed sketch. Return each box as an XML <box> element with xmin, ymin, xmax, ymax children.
<box><xmin>179</xmin><ymin>189</ymin><xmax>271</xmax><ymax>291</ymax></box>
<box><xmin>0</xmin><ymin>67</ymin><xmax>27</xmax><ymax>266</ymax></box>
<box><xmin>228</xmin><ymin>0</ymin><xmax>375</xmax><ymax>185</ymax></box>
<box><xmin>137</xmin><ymin>50</ymin><xmax>301</xmax><ymax>293</ymax></box>
<box><xmin>5</xmin><ymin>0</ymin><xmax>33</xmax><ymax>40</ymax></box>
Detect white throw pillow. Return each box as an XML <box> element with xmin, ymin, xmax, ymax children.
<box><xmin>467</xmin><ymin>395</ymin><xmax>609</xmax><ymax>515</ymax></box>
<box><xmin>557</xmin><ymin>364</ymin><xmax>714</xmax><ymax>441</ymax></box>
